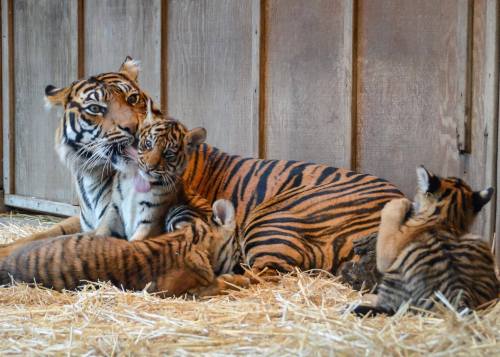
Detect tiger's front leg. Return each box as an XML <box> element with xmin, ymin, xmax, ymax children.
<box><xmin>376</xmin><ymin>198</ymin><xmax>412</xmax><ymax>273</ymax></box>
<box><xmin>0</xmin><ymin>215</ymin><xmax>81</xmax><ymax>260</ymax></box>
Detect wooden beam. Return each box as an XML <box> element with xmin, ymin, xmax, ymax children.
<box><xmin>1</xmin><ymin>0</ymin><xmax>14</xmax><ymax>195</ymax></box>
<box><xmin>349</xmin><ymin>0</ymin><xmax>358</xmax><ymax>171</ymax></box>
<box><xmin>77</xmin><ymin>0</ymin><xmax>85</xmax><ymax>78</ymax></box>
<box><xmin>253</xmin><ymin>0</ymin><xmax>264</xmax><ymax>158</ymax></box>
<box><xmin>160</xmin><ymin>0</ymin><xmax>168</xmax><ymax>112</ymax></box>
<box><xmin>5</xmin><ymin>194</ymin><xmax>79</xmax><ymax>217</ymax></box>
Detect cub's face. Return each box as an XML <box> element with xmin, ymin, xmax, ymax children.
<box><xmin>45</xmin><ymin>57</ymin><xmax>157</xmax><ymax>172</ymax></box>
<box><xmin>134</xmin><ymin>116</ymin><xmax>206</xmax><ymax>187</ymax></box>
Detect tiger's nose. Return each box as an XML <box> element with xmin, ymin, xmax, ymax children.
<box><xmin>117</xmin><ymin>120</ymin><xmax>137</xmax><ymax>135</ymax></box>
<box><xmin>118</xmin><ymin>124</ymin><xmax>135</xmax><ymax>134</ymax></box>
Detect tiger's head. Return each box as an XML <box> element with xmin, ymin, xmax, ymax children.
<box><xmin>188</xmin><ymin>199</ymin><xmax>241</xmax><ymax>275</ymax></box>
<box><xmin>412</xmin><ymin>166</ymin><xmax>494</xmax><ymax>233</ymax></box>
<box><xmin>124</xmin><ymin>101</ymin><xmax>206</xmax><ymax>192</ymax></box>
<box><xmin>45</xmin><ymin>56</ymin><xmax>159</xmax><ymax>173</ymax></box>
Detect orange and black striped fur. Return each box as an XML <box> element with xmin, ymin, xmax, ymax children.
<box><xmin>0</xmin><ymin>59</ymin><xmax>404</xmax><ymax>278</ymax></box>
<box><xmin>0</xmin><ymin>200</ymin><xmax>248</xmax><ymax>297</ymax></box>
<box><xmin>238</xmin><ymin>178</ymin><xmax>402</xmax><ymax>276</ymax></box>
<box><xmin>354</xmin><ymin>166</ymin><xmax>498</xmax><ymax>315</ymax></box>
<box><xmin>0</xmin><ymin>57</ymin><xmax>156</xmax><ymax>258</ymax></box>
<box><xmin>96</xmin><ymin>101</ymin><xmax>207</xmax><ymax>241</ymax></box>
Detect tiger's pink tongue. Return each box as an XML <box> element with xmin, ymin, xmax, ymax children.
<box><xmin>134</xmin><ymin>174</ymin><xmax>151</xmax><ymax>193</ymax></box>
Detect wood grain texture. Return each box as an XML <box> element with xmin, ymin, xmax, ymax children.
<box><xmin>1</xmin><ymin>0</ymin><xmax>13</xmax><ymax>194</ymax></box>
<box><xmin>85</xmin><ymin>0</ymin><xmax>161</xmax><ymax>102</ymax></box>
<box><xmin>465</xmin><ymin>0</ymin><xmax>498</xmax><ymax>240</ymax></box>
<box><xmin>0</xmin><ymin>0</ymin><xmax>5</xmax><ymax>193</ymax></box>
<box><xmin>264</xmin><ymin>0</ymin><xmax>352</xmax><ymax>167</ymax></box>
<box><xmin>356</xmin><ymin>0</ymin><xmax>469</xmax><ymax>197</ymax></box>
<box><xmin>13</xmin><ymin>0</ymin><xmax>77</xmax><ymax>203</ymax></box>
<box><xmin>166</xmin><ymin>0</ymin><xmax>257</xmax><ymax>157</ymax></box>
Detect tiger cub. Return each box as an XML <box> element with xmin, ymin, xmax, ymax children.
<box><xmin>0</xmin><ymin>199</ymin><xmax>248</xmax><ymax>297</ymax></box>
<box><xmin>96</xmin><ymin>100</ymin><xmax>207</xmax><ymax>241</ymax></box>
<box><xmin>354</xmin><ymin>166</ymin><xmax>498</xmax><ymax>315</ymax></box>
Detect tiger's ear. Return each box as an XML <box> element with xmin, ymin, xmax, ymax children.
<box><xmin>144</xmin><ymin>98</ymin><xmax>154</xmax><ymax>124</ymax></box>
<box><xmin>212</xmin><ymin>199</ymin><xmax>236</xmax><ymax>231</ymax></box>
<box><xmin>416</xmin><ymin>165</ymin><xmax>440</xmax><ymax>193</ymax></box>
<box><xmin>472</xmin><ymin>187</ymin><xmax>494</xmax><ymax>213</ymax></box>
<box><xmin>44</xmin><ymin>85</ymin><xmax>71</xmax><ymax>108</ymax></box>
<box><xmin>119</xmin><ymin>56</ymin><xmax>140</xmax><ymax>82</ymax></box>
<box><xmin>185</xmin><ymin>127</ymin><xmax>207</xmax><ymax>151</ymax></box>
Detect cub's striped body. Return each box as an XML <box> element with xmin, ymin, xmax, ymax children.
<box><xmin>355</xmin><ymin>167</ymin><xmax>498</xmax><ymax>315</ymax></box>
<box><xmin>0</xmin><ymin>200</ymin><xmax>246</xmax><ymax>296</ymax></box>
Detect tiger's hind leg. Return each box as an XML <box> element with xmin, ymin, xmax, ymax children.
<box><xmin>241</xmin><ymin>228</ymin><xmax>314</xmax><ymax>282</ymax></box>
<box><xmin>376</xmin><ymin>198</ymin><xmax>412</xmax><ymax>273</ymax></box>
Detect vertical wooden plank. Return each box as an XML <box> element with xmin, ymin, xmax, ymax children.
<box><xmin>1</xmin><ymin>0</ymin><xmax>13</xmax><ymax>195</ymax></box>
<box><xmin>160</xmin><ymin>0</ymin><xmax>168</xmax><ymax>111</ymax></box>
<box><xmin>85</xmin><ymin>0</ymin><xmax>161</xmax><ymax>102</ymax></box>
<box><xmin>167</xmin><ymin>0</ymin><xmax>257</xmax><ymax>157</ymax></box>
<box><xmin>347</xmin><ymin>0</ymin><xmax>356</xmax><ymax>170</ymax></box>
<box><xmin>252</xmin><ymin>0</ymin><xmax>262</xmax><ymax>158</ymax></box>
<box><xmin>0</xmin><ymin>0</ymin><xmax>4</xmax><ymax>193</ymax></box>
<box><xmin>356</xmin><ymin>0</ymin><xmax>469</xmax><ymax>197</ymax></box>
<box><xmin>0</xmin><ymin>1</ymin><xmax>4</xmax><ymax>192</ymax></box>
<box><xmin>264</xmin><ymin>0</ymin><xmax>351</xmax><ymax>167</ymax></box>
<box><xmin>0</xmin><ymin>0</ymin><xmax>4</xmax><ymax>211</ymax></box>
<box><xmin>13</xmin><ymin>0</ymin><xmax>77</xmax><ymax>203</ymax></box>
<box><xmin>465</xmin><ymin>0</ymin><xmax>498</xmax><ymax>240</ymax></box>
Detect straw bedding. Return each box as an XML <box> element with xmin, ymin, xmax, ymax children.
<box><xmin>0</xmin><ymin>213</ymin><xmax>498</xmax><ymax>356</ymax></box>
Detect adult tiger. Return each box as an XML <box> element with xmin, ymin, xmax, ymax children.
<box><xmin>0</xmin><ymin>57</ymin><xmax>155</xmax><ymax>256</ymax></box>
<box><xmin>0</xmin><ymin>59</ymin><xmax>403</xmax><ymax>277</ymax></box>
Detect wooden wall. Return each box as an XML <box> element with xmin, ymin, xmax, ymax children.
<box><xmin>1</xmin><ymin>0</ymin><xmax>499</xmax><ymax>257</ymax></box>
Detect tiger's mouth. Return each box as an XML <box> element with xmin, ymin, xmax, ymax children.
<box><xmin>108</xmin><ymin>135</ymin><xmax>134</xmax><ymax>164</ymax></box>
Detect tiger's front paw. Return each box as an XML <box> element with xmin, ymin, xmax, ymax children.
<box><xmin>218</xmin><ymin>274</ymin><xmax>252</xmax><ymax>289</ymax></box>
<box><xmin>381</xmin><ymin>198</ymin><xmax>412</xmax><ymax>224</ymax></box>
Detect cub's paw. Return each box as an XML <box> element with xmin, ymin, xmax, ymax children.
<box><xmin>381</xmin><ymin>198</ymin><xmax>412</xmax><ymax>222</ymax></box>
<box><xmin>218</xmin><ymin>274</ymin><xmax>252</xmax><ymax>289</ymax></box>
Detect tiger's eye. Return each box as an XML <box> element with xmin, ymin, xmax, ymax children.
<box><xmin>144</xmin><ymin>139</ymin><xmax>153</xmax><ymax>150</ymax></box>
<box><xmin>164</xmin><ymin>150</ymin><xmax>176</xmax><ymax>161</ymax></box>
<box><xmin>87</xmin><ymin>104</ymin><xmax>105</xmax><ymax>115</ymax></box>
<box><xmin>127</xmin><ymin>94</ymin><xmax>139</xmax><ymax>105</ymax></box>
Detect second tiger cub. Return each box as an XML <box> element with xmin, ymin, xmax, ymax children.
<box><xmin>354</xmin><ymin>166</ymin><xmax>498</xmax><ymax>315</ymax></box>
<box><xmin>96</xmin><ymin>101</ymin><xmax>207</xmax><ymax>240</ymax></box>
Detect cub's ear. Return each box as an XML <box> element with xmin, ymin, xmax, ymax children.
<box><xmin>44</xmin><ymin>85</ymin><xmax>71</xmax><ymax>108</ymax></box>
<box><xmin>416</xmin><ymin>165</ymin><xmax>440</xmax><ymax>193</ymax></box>
<box><xmin>185</xmin><ymin>127</ymin><xmax>207</xmax><ymax>150</ymax></box>
<box><xmin>212</xmin><ymin>199</ymin><xmax>236</xmax><ymax>231</ymax></box>
<box><xmin>472</xmin><ymin>187</ymin><xmax>494</xmax><ymax>213</ymax></box>
<box><xmin>119</xmin><ymin>56</ymin><xmax>140</xmax><ymax>82</ymax></box>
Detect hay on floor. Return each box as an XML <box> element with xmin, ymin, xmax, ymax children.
<box><xmin>0</xmin><ymin>212</ymin><xmax>498</xmax><ymax>355</ymax></box>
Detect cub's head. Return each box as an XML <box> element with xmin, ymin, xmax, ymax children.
<box><xmin>413</xmin><ymin>166</ymin><xmax>494</xmax><ymax>232</ymax></box>
<box><xmin>132</xmin><ymin>102</ymin><xmax>206</xmax><ymax>190</ymax></box>
<box><xmin>45</xmin><ymin>56</ymin><xmax>159</xmax><ymax>172</ymax></box>
<box><xmin>190</xmin><ymin>199</ymin><xmax>240</xmax><ymax>275</ymax></box>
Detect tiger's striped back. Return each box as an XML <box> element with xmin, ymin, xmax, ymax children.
<box><xmin>182</xmin><ymin>144</ymin><xmax>404</xmax><ymax>275</ymax></box>
<box><xmin>240</xmin><ymin>179</ymin><xmax>402</xmax><ymax>275</ymax></box>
